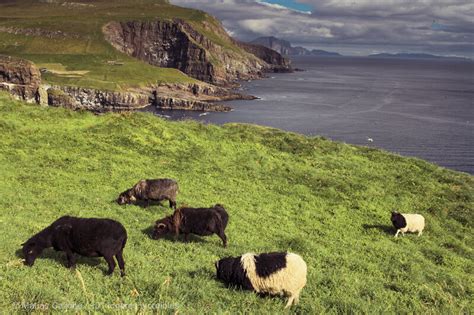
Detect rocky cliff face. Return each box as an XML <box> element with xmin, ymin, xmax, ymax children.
<box><xmin>103</xmin><ymin>19</ymin><xmax>291</xmax><ymax>86</ymax></box>
<box><xmin>103</xmin><ymin>20</ymin><xmax>218</xmax><ymax>84</ymax></box>
<box><xmin>236</xmin><ymin>42</ymin><xmax>292</xmax><ymax>73</ymax></box>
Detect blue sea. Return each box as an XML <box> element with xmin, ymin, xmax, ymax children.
<box><xmin>144</xmin><ymin>56</ymin><xmax>474</xmax><ymax>174</ymax></box>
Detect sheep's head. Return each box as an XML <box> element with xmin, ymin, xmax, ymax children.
<box><xmin>152</xmin><ymin>218</ymin><xmax>172</xmax><ymax>239</ymax></box>
<box><xmin>117</xmin><ymin>189</ymin><xmax>134</xmax><ymax>205</ymax></box>
<box><xmin>21</xmin><ymin>241</ymin><xmax>44</xmax><ymax>267</ymax></box>
<box><xmin>391</xmin><ymin>211</ymin><xmax>400</xmax><ymax>221</ymax></box>
<box><xmin>214</xmin><ymin>204</ymin><xmax>226</xmax><ymax>211</ymax></box>
<box><xmin>391</xmin><ymin>211</ymin><xmax>407</xmax><ymax>229</ymax></box>
<box><xmin>215</xmin><ymin>256</ymin><xmax>238</xmax><ymax>283</ymax></box>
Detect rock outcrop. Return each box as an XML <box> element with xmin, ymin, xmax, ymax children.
<box><xmin>0</xmin><ymin>55</ymin><xmax>42</xmax><ymax>103</ymax></box>
<box><xmin>103</xmin><ymin>19</ymin><xmax>291</xmax><ymax>86</ymax></box>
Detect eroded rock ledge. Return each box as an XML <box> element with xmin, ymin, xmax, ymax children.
<box><xmin>0</xmin><ymin>55</ymin><xmax>237</xmax><ymax>112</ymax></box>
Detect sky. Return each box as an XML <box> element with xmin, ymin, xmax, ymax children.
<box><xmin>170</xmin><ymin>0</ymin><xmax>474</xmax><ymax>57</ymax></box>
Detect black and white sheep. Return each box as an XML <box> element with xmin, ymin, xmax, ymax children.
<box><xmin>215</xmin><ymin>252</ymin><xmax>307</xmax><ymax>308</ymax></box>
<box><xmin>117</xmin><ymin>178</ymin><xmax>178</xmax><ymax>208</ymax></box>
<box><xmin>391</xmin><ymin>211</ymin><xmax>425</xmax><ymax>237</ymax></box>
<box><xmin>152</xmin><ymin>204</ymin><xmax>229</xmax><ymax>247</ymax></box>
<box><xmin>21</xmin><ymin>216</ymin><xmax>127</xmax><ymax>276</ymax></box>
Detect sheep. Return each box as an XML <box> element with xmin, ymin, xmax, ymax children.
<box><xmin>21</xmin><ymin>216</ymin><xmax>127</xmax><ymax>276</ymax></box>
<box><xmin>391</xmin><ymin>211</ymin><xmax>425</xmax><ymax>237</ymax></box>
<box><xmin>152</xmin><ymin>204</ymin><xmax>228</xmax><ymax>247</ymax></box>
<box><xmin>117</xmin><ymin>178</ymin><xmax>178</xmax><ymax>208</ymax></box>
<box><xmin>215</xmin><ymin>252</ymin><xmax>307</xmax><ymax>308</ymax></box>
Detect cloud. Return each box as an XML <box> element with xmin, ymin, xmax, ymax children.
<box><xmin>170</xmin><ymin>0</ymin><xmax>474</xmax><ymax>57</ymax></box>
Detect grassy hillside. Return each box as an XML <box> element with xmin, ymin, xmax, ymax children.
<box><xmin>0</xmin><ymin>92</ymin><xmax>472</xmax><ymax>313</ymax></box>
<box><xmin>0</xmin><ymin>0</ymin><xmax>251</xmax><ymax>90</ymax></box>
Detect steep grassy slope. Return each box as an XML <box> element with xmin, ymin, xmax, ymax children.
<box><xmin>0</xmin><ymin>93</ymin><xmax>472</xmax><ymax>313</ymax></box>
<box><xmin>0</xmin><ymin>0</ymin><xmax>259</xmax><ymax>90</ymax></box>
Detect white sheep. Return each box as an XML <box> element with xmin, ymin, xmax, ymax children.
<box><xmin>215</xmin><ymin>252</ymin><xmax>307</xmax><ymax>308</ymax></box>
<box><xmin>391</xmin><ymin>211</ymin><xmax>425</xmax><ymax>237</ymax></box>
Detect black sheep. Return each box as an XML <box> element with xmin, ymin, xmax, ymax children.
<box><xmin>117</xmin><ymin>178</ymin><xmax>178</xmax><ymax>208</ymax></box>
<box><xmin>21</xmin><ymin>216</ymin><xmax>127</xmax><ymax>276</ymax></box>
<box><xmin>152</xmin><ymin>204</ymin><xmax>229</xmax><ymax>247</ymax></box>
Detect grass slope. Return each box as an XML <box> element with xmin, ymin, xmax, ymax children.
<box><xmin>0</xmin><ymin>93</ymin><xmax>472</xmax><ymax>313</ymax></box>
<box><xmin>0</xmin><ymin>0</ymin><xmax>249</xmax><ymax>90</ymax></box>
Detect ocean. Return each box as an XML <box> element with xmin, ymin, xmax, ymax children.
<box><xmin>144</xmin><ymin>56</ymin><xmax>474</xmax><ymax>174</ymax></box>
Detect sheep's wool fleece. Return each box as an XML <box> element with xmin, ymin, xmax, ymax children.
<box><xmin>240</xmin><ymin>253</ymin><xmax>307</xmax><ymax>296</ymax></box>
<box><xmin>400</xmin><ymin>213</ymin><xmax>425</xmax><ymax>233</ymax></box>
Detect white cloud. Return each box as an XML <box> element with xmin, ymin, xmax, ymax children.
<box><xmin>171</xmin><ymin>0</ymin><xmax>474</xmax><ymax>57</ymax></box>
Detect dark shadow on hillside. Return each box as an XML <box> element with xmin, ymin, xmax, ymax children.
<box><xmin>15</xmin><ymin>248</ymin><xmax>103</xmax><ymax>269</ymax></box>
<box><xmin>114</xmin><ymin>199</ymin><xmax>174</xmax><ymax>212</ymax></box>
<box><xmin>133</xmin><ymin>199</ymin><xmax>174</xmax><ymax>210</ymax></box>
<box><xmin>142</xmin><ymin>226</ymin><xmax>155</xmax><ymax>239</ymax></box>
<box><xmin>212</xmin><ymin>280</ymin><xmax>287</xmax><ymax>307</ymax></box>
<box><xmin>188</xmin><ymin>266</ymin><xmax>215</xmax><ymax>280</ymax></box>
<box><xmin>362</xmin><ymin>224</ymin><xmax>395</xmax><ymax>235</ymax></box>
<box><xmin>141</xmin><ymin>226</ymin><xmax>207</xmax><ymax>244</ymax></box>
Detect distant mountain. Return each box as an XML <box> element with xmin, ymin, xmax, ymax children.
<box><xmin>369</xmin><ymin>53</ymin><xmax>470</xmax><ymax>61</ymax></box>
<box><xmin>310</xmin><ymin>49</ymin><xmax>341</xmax><ymax>57</ymax></box>
<box><xmin>250</xmin><ymin>36</ymin><xmax>341</xmax><ymax>56</ymax></box>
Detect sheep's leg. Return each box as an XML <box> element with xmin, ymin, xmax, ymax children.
<box><xmin>292</xmin><ymin>289</ymin><xmax>302</xmax><ymax>305</ymax></box>
<box><xmin>394</xmin><ymin>230</ymin><xmax>400</xmax><ymax>238</ymax></box>
<box><xmin>115</xmin><ymin>250</ymin><xmax>125</xmax><ymax>277</ymax></box>
<box><xmin>144</xmin><ymin>199</ymin><xmax>149</xmax><ymax>208</ymax></box>
<box><xmin>285</xmin><ymin>296</ymin><xmax>295</xmax><ymax>309</ymax></box>
<box><xmin>418</xmin><ymin>230</ymin><xmax>423</xmax><ymax>236</ymax></box>
<box><xmin>104</xmin><ymin>255</ymin><xmax>116</xmax><ymax>275</ymax></box>
<box><xmin>169</xmin><ymin>199</ymin><xmax>176</xmax><ymax>209</ymax></box>
<box><xmin>183</xmin><ymin>234</ymin><xmax>189</xmax><ymax>242</ymax></box>
<box><xmin>65</xmin><ymin>251</ymin><xmax>76</xmax><ymax>269</ymax></box>
<box><xmin>217</xmin><ymin>230</ymin><xmax>227</xmax><ymax>248</ymax></box>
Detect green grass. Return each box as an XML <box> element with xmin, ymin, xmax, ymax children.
<box><xmin>0</xmin><ymin>0</ymin><xmax>253</xmax><ymax>90</ymax></box>
<box><xmin>0</xmin><ymin>93</ymin><xmax>472</xmax><ymax>313</ymax></box>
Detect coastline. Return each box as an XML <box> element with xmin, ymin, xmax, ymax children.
<box><xmin>144</xmin><ymin>56</ymin><xmax>474</xmax><ymax>174</ymax></box>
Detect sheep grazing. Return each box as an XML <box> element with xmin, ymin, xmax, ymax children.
<box><xmin>152</xmin><ymin>204</ymin><xmax>229</xmax><ymax>247</ymax></box>
<box><xmin>391</xmin><ymin>211</ymin><xmax>425</xmax><ymax>237</ymax></box>
<box><xmin>215</xmin><ymin>252</ymin><xmax>307</xmax><ymax>308</ymax></box>
<box><xmin>21</xmin><ymin>216</ymin><xmax>127</xmax><ymax>276</ymax></box>
<box><xmin>117</xmin><ymin>178</ymin><xmax>178</xmax><ymax>208</ymax></box>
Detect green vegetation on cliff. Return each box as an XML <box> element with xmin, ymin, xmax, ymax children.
<box><xmin>0</xmin><ymin>0</ymin><xmax>254</xmax><ymax>90</ymax></box>
<box><xmin>0</xmin><ymin>93</ymin><xmax>472</xmax><ymax>313</ymax></box>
